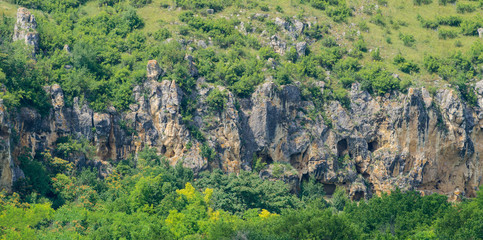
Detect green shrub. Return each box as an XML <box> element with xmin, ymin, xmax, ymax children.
<box><xmin>175</xmin><ymin>0</ymin><xmax>232</xmax><ymax>12</ymax></box>
<box><xmin>438</xmin><ymin>0</ymin><xmax>457</xmax><ymax>5</ymax></box>
<box><xmin>399</xmin><ymin>33</ymin><xmax>416</xmax><ymax>47</ymax></box>
<box><xmin>456</xmin><ymin>3</ymin><xmax>476</xmax><ymax>13</ymax></box>
<box><xmin>206</xmin><ymin>88</ymin><xmax>228</xmax><ymax>112</ymax></box>
<box><xmin>420</xmin><ymin>19</ymin><xmax>439</xmax><ymax>29</ymax></box>
<box><xmin>260</xmin><ymin>4</ymin><xmax>269</xmax><ymax>11</ymax></box>
<box><xmin>322</xmin><ymin>37</ymin><xmax>338</xmax><ymax>47</ymax></box>
<box><xmin>311</xmin><ymin>0</ymin><xmax>327</xmax><ymax>10</ymax></box>
<box><xmin>354</xmin><ymin>38</ymin><xmax>367</xmax><ymax>52</ymax></box>
<box><xmin>359</xmin><ymin>64</ymin><xmax>400</xmax><ymax>95</ymax></box>
<box><xmin>153</xmin><ymin>28</ymin><xmax>172</xmax><ymax>41</ymax></box>
<box><xmin>274</xmin><ymin>67</ymin><xmax>293</xmax><ymax>85</ymax></box>
<box><xmin>285</xmin><ymin>47</ymin><xmax>299</xmax><ymax>62</ymax></box>
<box><xmin>252</xmin><ymin>155</ymin><xmax>267</xmax><ymax>173</ymax></box>
<box><xmin>331</xmin><ymin>187</ymin><xmax>349</xmax><ymax>211</ymax></box>
<box><xmin>437</xmin><ymin>15</ymin><xmax>462</xmax><ymax>27</ymax></box>
<box><xmin>200</xmin><ymin>143</ymin><xmax>216</xmax><ymax>162</ymax></box>
<box><xmin>401</xmin><ymin>60</ymin><xmax>419</xmax><ymax>74</ymax></box>
<box><xmin>326</xmin><ymin>5</ymin><xmax>352</xmax><ymax>22</ymax></box>
<box><xmin>461</xmin><ymin>19</ymin><xmax>482</xmax><ymax>36</ymax></box>
<box><xmin>469</xmin><ymin>41</ymin><xmax>483</xmax><ymax>64</ymax></box>
<box><xmin>275</xmin><ymin>5</ymin><xmax>283</xmax><ymax>13</ymax></box>
<box><xmin>259</xmin><ymin>46</ymin><xmax>278</xmax><ymax>60</ymax></box>
<box><xmin>297</xmin><ymin>55</ymin><xmax>325</xmax><ymax>79</ymax></box>
<box><xmin>334</xmin><ymin>88</ymin><xmax>351</xmax><ymax>109</ymax></box>
<box><xmin>130</xmin><ymin>0</ymin><xmax>151</xmax><ymax>7</ymax></box>
<box><xmin>423</xmin><ymin>55</ymin><xmax>440</xmax><ymax>73</ymax></box>
<box><xmin>304</xmin><ymin>24</ymin><xmax>329</xmax><ymax>40</ymax></box>
<box><xmin>98</xmin><ymin>0</ymin><xmax>122</xmax><ymax>6</ymax></box>
<box><xmin>413</xmin><ymin>0</ymin><xmax>433</xmax><ymax>5</ymax></box>
<box><xmin>335</xmin><ymin>57</ymin><xmax>361</xmax><ymax>72</ymax></box>
<box><xmin>371</xmin><ymin>48</ymin><xmax>382</xmax><ymax>61</ymax></box>
<box><xmin>370</xmin><ymin>10</ymin><xmax>386</xmax><ymax>26</ymax></box>
<box><xmin>398</xmin><ymin>61</ymin><xmax>420</xmax><ymax>74</ymax></box>
<box><xmin>450</xmin><ymin>75</ymin><xmax>478</xmax><ymax>106</ymax></box>
<box><xmin>399</xmin><ymin>78</ymin><xmax>412</xmax><ymax>92</ymax></box>
<box><xmin>454</xmin><ymin>40</ymin><xmax>463</xmax><ymax>48</ymax></box>
<box><xmin>438</xmin><ymin>29</ymin><xmax>458</xmax><ymax>39</ymax></box>
<box><xmin>359</xmin><ymin>21</ymin><xmax>369</xmax><ymax>32</ymax></box>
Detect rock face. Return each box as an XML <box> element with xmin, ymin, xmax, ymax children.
<box><xmin>296</xmin><ymin>42</ymin><xmax>307</xmax><ymax>57</ymax></box>
<box><xmin>0</xmin><ymin>60</ymin><xmax>482</xmax><ymax>200</ymax></box>
<box><xmin>147</xmin><ymin>60</ymin><xmax>163</xmax><ymax>80</ymax></box>
<box><xmin>270</xmin><ymin>35</ymin><xmax>287</xmax><ymax>55</ymax></box>
<box><xmin>0</xmin><ymin>100</ymin><xmax>14</xmax><ymax>191</ymax></box>
<box><xmin>13</xmin><ymin>8</ymin><xmax>39</xmax><ymax>53</ymax></box>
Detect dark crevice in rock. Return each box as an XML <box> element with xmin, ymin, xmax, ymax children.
<box><xmin>351</xmin><ymin>191</ymin><xmax>364</xmax><ymax>201</ymax></box>
<box><xmin>323</xmin><ymin>183</ymin><xmax>336</xmax><ymax>195</ymax></box>
<box><xmin>337</xmin><ymin>139</ymin><xmax>348</xmax><ymax>157</ymax></box>
<box><xmin>368</xmin><ymin>140</ymin><xmax>378</xmax><ymax>152</ymax></box>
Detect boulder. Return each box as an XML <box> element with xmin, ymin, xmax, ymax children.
<box><xmin>146</xmin><ymin>60</ymin><xmax>163</xmax><ymax>80</ymax></box>
<box><xmin>295</xmin><ymin>42</ymin><xmax>307</xmax><ymax>56</ymax></box>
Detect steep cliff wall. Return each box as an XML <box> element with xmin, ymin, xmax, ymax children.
<box><xmin>1</xmin><ymin>63</ymin><xmax>482</xmax><ymax>199</ymax></box>
<box><xmin>1</xmin><ymin>8</ymin><xmax>482</xmax><ymax>200</ymax></box>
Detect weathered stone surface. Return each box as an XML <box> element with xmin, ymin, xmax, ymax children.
<box><xmin>13</xmin><ymin>8</ymin><xmax>39</xmax><ymax>54</ymax></box>
<box><xmin>185</xmin><ymin>55</ymin><xmax>198</xmax><ymax>78</ymax></box>
<box><xmin>197</xmin><ymin>40</ymin><xmax>207</xmax><ymax>49</ymax></box>
<box><xmin>0</xmin><ymin>100</ymin><xmax>14</xmax><ymax>191</ymax></box>
<box><xmin>270</xmin><ymin>35</ymin><xmax>287</xmax><ymax>55</ymax></box>
<box><xmin>1</xmin><ymin>59</ymin><xmax>483</xmax><ymax>199</ymax></box>
<box><xmin>296</xmin><ymin>42</ymin><xmax>307</xmax><ymax>56</ymax></box>
<box><xmin>252</xmin><ymin>13</ymin><xmax>268</xmax><ymax>20</ymax></box>
<box><xmin>274</xmin><ymin>16</ymin><xmax>306</xmax><ymax>39</ymax></box>
<box><xmin>147</xmin><ymin>60</ymin><xmax>163</xmax><ymax>80</ymax></box>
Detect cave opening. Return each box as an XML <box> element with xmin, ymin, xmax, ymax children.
<box><xmin>301</xmin><ymin>173</ymin><xmax>310</xmax><ymax>182</ymax></box>
<box><xmin>253</xmin><ymin>151</ymin><xmax>274</xmax><ymax>169</ymax></box>
<box><xmin>368</xmin><ymin>140</ymin><xmax>378</xmax><ymax>152</ymax></box>
<box><xmin>352</xmin><ymin>191</ymin><xmax>365</xmax><ymax>201</ymax></box>
<box><xmin>337</xmin><ymin>139</ymin><xmax>348</xmax><ymax>157</ymax></box>
<box><xmin>323</xmin><ymin>183</ymin><xmax>337</xmax><ymax>196</ymax></box>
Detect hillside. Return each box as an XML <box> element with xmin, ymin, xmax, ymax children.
<box><xmin>0</xmin><ymin>0</ymin><xmax>482</xmax><ymax>239</ymax></box>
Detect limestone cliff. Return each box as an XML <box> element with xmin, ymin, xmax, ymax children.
<box><xmin>0</xmin><ymin>58</ymin><xmax>482</xmax><ymax>200</ymax></box>
<box><xmin>13</xmin><ymin>7</ymin><xmax>39</xmax><ymax>55</ymax></box>
<box><xmin>1</xmin><ymin>8</ymin><xmax>482</xmax><ymax>199</ymax></box>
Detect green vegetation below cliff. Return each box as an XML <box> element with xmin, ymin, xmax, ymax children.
<box><xmin>1</xmin><ymin>148</ymin><xmax>482</xmax><ymax>239</ymax></box>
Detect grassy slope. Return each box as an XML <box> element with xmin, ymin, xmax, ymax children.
<box><xmin>2</xmin><ymin>0</ymin><xmax>482</xmax><ymax>89</ymax></box>
<box><xmin>135</xmin><ymin>0</ymin><xmax>482</xmax><ymax>89</ymax></box>
<box><xmin>355</xmin><ymin>0</ymin><xmax>482</xmax><ymax>87</ymax></box>
<box><xmin>0</xmin><ymin>1</ymin><xmax>17</xmax><ymax>17</ymax></box>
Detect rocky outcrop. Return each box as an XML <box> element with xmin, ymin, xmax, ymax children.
<box><xmin>0</xmin><ymin>100</ymin><xmax>14</xmax><ymax>191</ymax></box>
<box><xmin>270</xmin><ymin>35</ymin><xmax>287</xmax><ymax>55</ymax></box>
<box><xmin>274</xmin><ymin>17</ymin><xmax>306</xmax><ymax>40</ymax></box>
<box><xmin>1</xmin><ymin>58</ymin><xmax>482</xmax><ymax>199</ymax></box>
<box><xmin>147</xmin><ymin>60</ymin><xmax>163</xmax><ymax>80</ymax></box>
<box><xmin>185</xmin><ymin>55</ymin><xmax>198</xmax><ymax>78</ymax></box>
<box><xmin>296</xmin><ymin>42</ymin><xmax>307</xmax><ymax>57</ymax></box>
<box><xmin>13</xmin><ymin>8</ymin><xmax>39</xmax><ymax>54</ymax></box>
